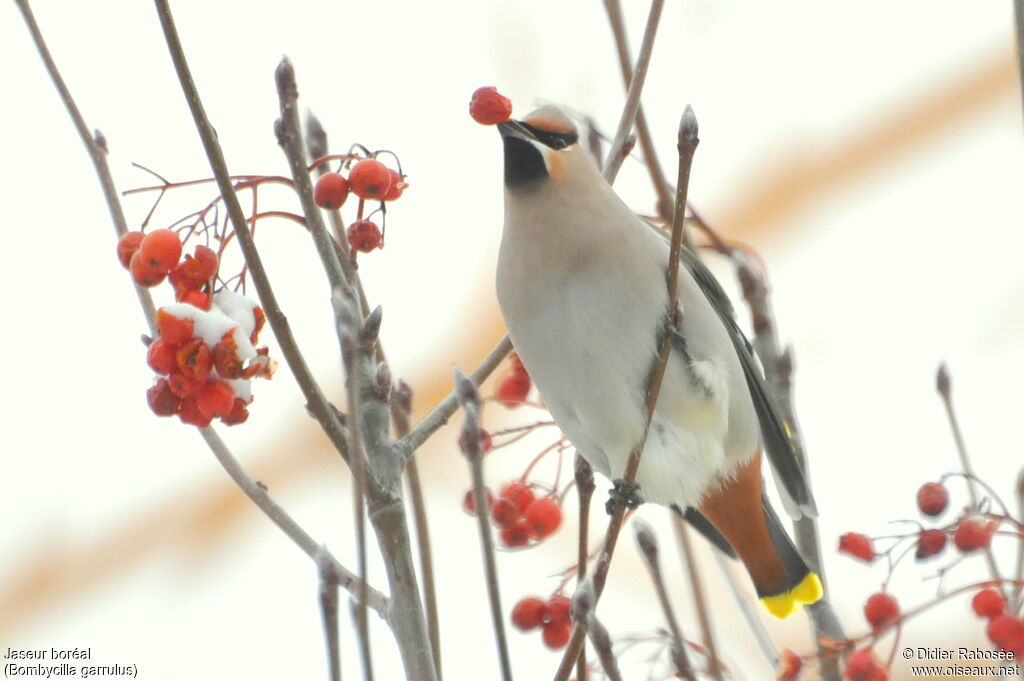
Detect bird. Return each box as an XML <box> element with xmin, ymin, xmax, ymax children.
<box><xmin>493</xmin><ymin>104</ymin><xmax>822</xmax><ymax>619</ymax></box>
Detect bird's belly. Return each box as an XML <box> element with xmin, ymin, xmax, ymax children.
<box><xmin>499</xmin><ymin>273</ymin><xmax>739</xmax><ymax>507</ymax></box>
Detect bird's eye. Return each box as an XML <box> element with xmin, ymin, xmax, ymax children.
<box><xmin>520</xmin><ymin>122</ymin><xmax>578</xmax><ymax>150</ymax></box>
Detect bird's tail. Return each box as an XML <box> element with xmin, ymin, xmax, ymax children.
<box><xmin>697</xmin><ymin>456</ymin><xmax>823</xmax><ymax>619</ymax></box>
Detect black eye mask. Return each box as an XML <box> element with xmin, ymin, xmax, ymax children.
<box><xmin>519</xmin><ymin>122</ymin><xmax>578</xmax><ymax>150</ymax></box>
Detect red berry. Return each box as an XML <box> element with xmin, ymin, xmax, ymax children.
<box><xmin>178</xmin><ymin>395</ymin><xmax>213</xmax><ymax>427</ymax></box>
<box><xmin>147</xmin><ymin>339</ymin><xmax>177</xmax><ymax>375</ymax></box>
<box><xmin>545</xmin><ymin>594</ymin><xmax>571</xmax><ymax>626</ymax></box>
<box><xmin>838</xmin><ymin>532</ymin><xmax>875</xmax><ymax>562</ymax></box>
<box><xmin>213</xmin><ymin>333</ymin><xmax>245</xmax><ymax>380</ymax></box>
<box><xmin>541</xmin><ymin>621</ymin><xmax>571</xmax><ymax>650</ymax></box>
<box><xmin>496</xmin><ymin>370</ymin><xmax>531</xmax><ymax>407</ymax></box>
<box><xmin>845</xmin><ymin>650</ymin><xmax>886</xmax><ymax>681</ymax></box>
<box><xmin>915</xmin><ymin>529</ymin><xmax>947</xmax><ymax>560</ymax></box>
<box><xmin>987</xmin><ymin>613</ymin><xmax>1024</xmax><ymax>649</ymax></box>
<box><xmin>347</xmin><ymin>220</ymin><xmax>383</xmax><ymax>253</ymax></box>
<box><xmin>129</xmin><ymin>251</ymin><xmax>167</xmax><ymax>287</ymax></box>
<box><xmin>917</xmin><ymin>482</ymin><xmax>949</xmax><ymax>516</ymax></box>
<box><xmin>382</xmin><ymin>169</ymin><xmax>406</xmax><ymax>201</ymax></box>
<box><xmin>181</xmin><ymin>289</ymin><xmax>211</xmax><ymax>310</ymax></box>
<box><xmin>462</xmin><ymin>488</ymin><xmax>494</xmax><ymax>516</ymax></box>
<box><xmin>117</xmin><ymin>231</ymin><xmax>145</xmax><ymax>269</ymax></box>
<box><xmin>499</xmin><ymin>482</ymin><xmax>536</xmax><ymax>513</ymax></box>
<box><xmin>509</xmin><ymin>352</ymin><xmax>525</xmax><ymax>373</ymax></box>
<box><xmin>490</xmin><ymin>499</ymin><xmax>519</xmax><ymax>529</ymax></box>
<box><xmin>314</xmin><ymin>172</ymin><xmax>350</xmax><ymax>209</ymax></box>
<box><xmin>167</xmin><ymin>371</ymin><xmax>203</xmax><ymax>398</ymax></box>
<box><xmin>510</xmin><ymin>597</ymin><xmax>547</xmax><ymax>631</ymax></box>
<box><xmin>156</xmin><ymin>309</ymin><xmax>194</xmax><ymax>345</ymax></box>
<box><xmin>175</xmin><ymin>245</ymin><xmax>219</xmax><ymax>286</ymax></box>
<box><xmin>175</xmin><ymin>338</ymin><xmax>212</xmax><ymax>382</ymax></box>
<box><xmin>972</xmin><ymin>588</ymin><xmax>1006</xmax><ymax>618</ymax></box>
<box><xmin>138</xmin><ymin>229</ymin><xmax>183</xmax><ymax>273</ymax></box>
<box><xmin>953</xmin><ymin>518</ymin><xmax>993</xmax><ymax>552</ymax></box>
<box><xmin>457</xmin><ymin>427</ymin><xmax>492</xmax><ymax>455</ymax></box>
<box><xmin>863</xmin><ymin>593</ymin><xmax>900</xmax><ymax>630</ymax></box>
<box><xmin>499</xmin><ymin>520</ymin><xmax>529</xmax><ymax>548</ymax></box>
<box><xmin>778</xmin><ymin>649</ymin><xmax>803</xmax><ymax>681</ymax></box>
<box><xmin>196</xmin><ymin>380</ymin><xmax>236</xmax><ymax>420</ymax></box>
<box><xmin>469</xmin><ymin>86</ymin><xmax>513</xmax><ymax>125</ymax></box>
<box><xmin>524</xmin><ymin>497</ymin><xmax>562</xmax><ymax>539</ymax></box>
<box><xmin>348</xmin><ymin>159</ymin><xmax>392</xmax><ymax>200</ymax></box>
<box><xmin>220</xmin><ymin>398</ymin><xmax>250</xmax><ymax>426</ymax></box>
<box><xmin>146</xmin><ymin>378</ymin><xmax>180</xmax><ymax>417</ymax></box>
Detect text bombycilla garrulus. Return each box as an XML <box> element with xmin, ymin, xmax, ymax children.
<box><xmin>494</xmin><ymin>105</ymin><xmax>822</xmax><ymax>618</ymax></box>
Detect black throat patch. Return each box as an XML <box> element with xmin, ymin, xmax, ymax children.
<box><xmin>502</xmin><ymin>136</ymin><xmax>547</xmax><ymax>189</ymax></box>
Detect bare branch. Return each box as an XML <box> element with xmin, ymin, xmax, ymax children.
<box><xmin>635</xmin><ymin>519</ymin><xmax>695</xmax><ymax>680</ymax></box>
<box><xmin>318</xmin><ymin>558</ymin><xmax>342</xmax><ymax>681</ymax></box>
<box><xmin>454</xmin><ymin>369</ymin><xmax>514</xmax><ymax>681</ymax></box>
<box><xmin>402</xmin><ymin>335</ymin><xmax>513</xmax><ymax>454</ymax></box>
<box><xmin>602</xmin><ymin>0</ymin><xmax>664</xmax><ymax>184</ymax></box>
<box><xmin>670</xmin><ymin>514</ymin><xmax>723</xmax><ymax>681</ymax></box>
<box><xmin>13</xmin><ymin>0</ymin><xmax>158</xmax><ymax>335</ymax></box>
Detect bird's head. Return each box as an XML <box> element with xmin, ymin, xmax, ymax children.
<box><xmin>498</xmin><ymin>105</ymin><xmax>592</xmax><ymax>192</ymax></box>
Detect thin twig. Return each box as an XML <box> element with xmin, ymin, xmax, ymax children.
<box><xmin>553</xmin><ymin>106</ymin><xmax>699</xmax><ymax>681</ymax></box>
<box><xmin>454</xmin><ymin>370</ymin><xmax>513</xmax><ymax>681</ymax></box>
<box><xmin>1014</xmin><ymin>468</ymin><xmax>1024</xmax><ymax>611</ymax></box>
<box><xmin>575</xmin><ymin>455</ymin><xmax>595</xmax><ymax>681</ymax></box>
<box><xmin>601</xmin><ymin>0</ymin><xmax>680</xmax><ymax>234</ymax></box>
<box><xmin>319</xmin><ymin>558</ymin><xmax>342</xmax><ymax>681</ymax></box>
<box><xmin>711</xmin><ymin>550</ymin><xmax>779</xmax><ymax>669</ymax></box>
<box><xmin>670</xmin><ymin>514</ymin><xmax>723</xmax><ymax>681</ymax></box>
<box><xmin>14</xmin><ymin>0</ymin><xmax>157</xmax><ymax>335</ymax></box>
<box><xmin>585</xmin><ymin>615</ymin><xmax>624</xmax><ymax>681</ymax></box>
<box><xmin>634</xmin><ymin>519</ymin><xmax>695</xmax><ymax>680</ymax></box>
<box><xmin>151</xmin><ymin>0</ymin><xmax>352</xmax><ymax>468</ymax></box>
<box><xmin>602</xmin><ymin>0</ymin><xmax>665</xmax><ymax>184</ymax></box>
<box><xmin>197</xmin><ymin>427</ymin><xmax>387</xmax><ymax>614</ymax></box>
<box><xmin>402</xmin><ymin>335</ymin><xmax>513</xmax><ymax>454</ymax></box>
<box><xmin>936</xmin><ymin>364</ymin><xmax>1005</xmax><ymax>596</ymax></box>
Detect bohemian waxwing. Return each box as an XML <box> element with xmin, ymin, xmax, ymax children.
<box><xmin>494</xmin><ymin>104</ymin><xmax>822</xmax><ymax>618</ymax></box>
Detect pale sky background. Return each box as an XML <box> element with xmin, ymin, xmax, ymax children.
<box><xmin>2</xmin><ymin>1</ymin><xmax>1022</xmax><ymax>680</ymax></box>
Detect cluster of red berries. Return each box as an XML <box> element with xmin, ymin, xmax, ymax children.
<box><xmin>145</xmin><ymin>299</ymin><xmax>272</xmax><ymax>427</ymax></box>
<box><xmin>844</xmin><ymin>649</ymin><xmax>888</xmax><ymax>681</ymax></box>
<box><xmin>495</xmin><ymin>353</ymin><xmax>532</xmax><ymax>407</ymax></box>
<box><xmin>838</xmin><ymin>481</ymin><xmax>997</xmax><ymax>565</ymax></box>
<box><xmin>312</xmin><ymin>157</ymin><xmax>407</xmax><ymax>254</ymax></box>
<box><xmin>469</xmin><ymin>86</ymin><xmax>513</xmax><ymax>126</ymax></box>
<box><xmin>117</xmin><ymin>226</ymin><xmax>276</xmax><ymax>426</ymax></box>
<box><xmin>972</xmin><ymin>588</ymin><xmax>1024</xmax><ymax>658</ymax></box>
<box><xmin>510</xmin><ymin>593</ymin><xmax>572</xmax><ymax>649</ymax></box>
<box><xmin>463</xmin><ymin>481</ymin><xmax>562</xmax><ymax>548</ymax></box>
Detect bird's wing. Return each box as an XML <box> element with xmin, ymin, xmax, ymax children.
<box><xmin>679</xmin><ymin>247</ymin><xmax>818</xmax><ymax>519</ymax></box>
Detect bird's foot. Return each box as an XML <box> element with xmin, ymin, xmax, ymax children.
<box><xmin>606</xmin><ymin>478</ymin><xmax>643</xmax><ymax>515</ymax></box>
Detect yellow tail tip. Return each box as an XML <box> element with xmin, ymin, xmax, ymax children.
<box><xmin>760</xmin><ymin>573</ymin><xmax>823</xmax><ymax>619</ymax></box>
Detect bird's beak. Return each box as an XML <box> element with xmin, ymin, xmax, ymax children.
<box><xmin>497</xmin><ymin>119</ymin><xmax>537</xmax><ymax>142</ymax></box>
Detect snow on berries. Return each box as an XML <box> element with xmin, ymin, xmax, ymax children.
<box><xmin>469</xmin><ymin>86</ymin><xmax>513</xmax><ymax>125</ymax></box>
<box><xmin>145</xmin><ymin>295</ymin><xmax>273</xmax><ymax>427</ymax></box>
<box><xmin>838</xmin><ymin>532</ymin><xmax>876</xmax><ymax>562</ymax></box>
<box><xmin>510</xmin><ymin>593</ymin><xmax>572</xmax><ymax>650</ymax></box>
<box><xmin>916</xmin><ymin>481</ymin><xmax>949</xmax><ymax>516</ymax></box>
